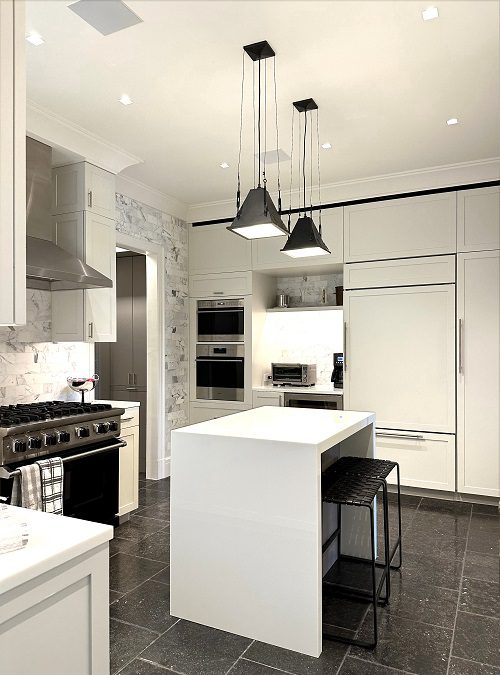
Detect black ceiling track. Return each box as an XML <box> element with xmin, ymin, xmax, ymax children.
<box><xmin>243</xmin><ymin>40</ymin><xmax>275</xmax><ymax>61</ymax></box>
<box><xmin>192</xmin><ymin>179</ymin><xmax>500</xmax><ymax>226</ymax></box>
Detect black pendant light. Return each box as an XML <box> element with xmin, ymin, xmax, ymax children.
<box><xmin>227</xmin><ymin>41</ymin><xmax>289</xmax><ymax>240</ymax></box>
<box><xmin>281</xmin><ymin>98</ymin><xmax>330</xmax><ymax>258</ymax></box>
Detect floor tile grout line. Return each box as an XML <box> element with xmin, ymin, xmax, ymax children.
<box><xmin>345</xmin><ymin>654</ymin><xmax>418</xmax><ymax>674</ymax></box>
<box><xmin>456</xmin><ymin>609</ymin><xmax>500</xmax><ymax>621</ymax></box>
<box><xmin>109</xmin><ymin>560</ymin><xmax>169</xmax><ymax>596</ymax></box>
<box><xmin>240</xmin><ymin>657</ymin><xmax>299</xmax><ymax>675</ymax></box>
<box><xmin>445</xmin><ymin>502</ymin><xmax>473</xmax><ymax>675</ymax></box>
<box><xmin>451</xmin><ymin>654</ymin><xmax>500</xmax><ymax>670</ymax></box>
<box><xmin>114</xmin><ymin>618</ymin><xmax>181</xmax><ymax>675</ymax></box>
<box><xmin>109</xmin><ymin>616</ymin><xmax>161</xmax><ymax>635</ymax></box>
<box><xmin>223</xmin><ymin>641</ymin><xmax>256</xmax><ymax>675</ymax></box>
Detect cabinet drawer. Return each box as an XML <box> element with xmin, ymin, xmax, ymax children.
<box><xmin>189</xmin><ymin>404</ymin><xmax>246</xmax><ymax>424</ymax></box>
<box><xmin>344</xmin><ymin>193</ymin><xmax>456</xmax><ymax>262</ymax></box>
<box><xmin>344</xmin><ymin>255</ymin><xmax>455</xmax><ymax>289</ymax></box>
<box><xmin>375</xmin><ymin>431</ymin><xmax>455</xmax><ymax>491</ymax></box>
<box><xmin>190</xmin><ymin>271</ymin><xmax>252</xmax><ymax>297</ymax></box>
<box><xmin>457</xmin><ymin>187</ymin><xmax>500</xmax><ymax>253</ymax></box>
<box><xmin>121</xmin><ymin>407</ymin><xmax>139</xmax><ymax>429</ymax></box>
<box><xmin>252</xmin><ymin>391</ymin><xmax>283</xmax><ymax>407</ymax></box>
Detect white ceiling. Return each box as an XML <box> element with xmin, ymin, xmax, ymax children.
<box><xmin>26</xmin><ymin>0</ymin><xmax>500</xmax><ymax>207</ymax></box>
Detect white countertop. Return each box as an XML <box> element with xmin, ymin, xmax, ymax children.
<box><xmin>175</xmin><ymin>406</ymin><xmax>374</xmax><ymax>453</ymax></box>
<box><xmin>0</xmin><ymin>506</ymin><xmax>112</xmax><ymax>595</ymax></box>
<box><xmin>94</xmin><ymin>399</ymin><xmax>140</xmax><ymax>408</ymax></box>
<box><xmin>253</xmin><ymin>383</ymin><xmax>343</xmax><ymax>396</ymax></box>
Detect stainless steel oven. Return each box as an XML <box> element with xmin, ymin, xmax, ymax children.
<box><xmin>283</xmin><ymin>392</ymin><xmax>343</xmax><ymax>410</ymax></box>
<box><xmin>196</xmin><ymin>344</ymin><xmax>244</xmax><ymax>402</ymax></box>
<box><xmin>197</xmin><ymin>299</ymin><xmax>244</xmax><ymax>342</ymax></box>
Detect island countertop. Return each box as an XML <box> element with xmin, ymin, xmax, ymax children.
<box><xmin>174</xmin><ymin>406</ymin><xmax>375</xmax><ymax>454</ymax></box>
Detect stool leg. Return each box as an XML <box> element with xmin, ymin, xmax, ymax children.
<box><xmin>390</xmin><ymin>464</ymin><xmax>403</xmax><ymax>570</ymax></box>
<box><xmin>381</xmin><ymin>481</ymin><xmax>391</xmax><ymax>603</ymax></box>
<box><xmin>369</xmin><ymin>503</ymin><xmax>378</xmax><ymax>648</ymax></box>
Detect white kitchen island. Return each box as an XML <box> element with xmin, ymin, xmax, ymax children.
<box><xmin>170</xmin><ymin>406</ymin><xmax>376</xmax><ymax>658</ymax></box>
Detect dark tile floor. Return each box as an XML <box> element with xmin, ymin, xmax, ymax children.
<box><xmin>109</xmin><ymin>479</ymin><xmax>499</xmax><ymax>675</ymax></box>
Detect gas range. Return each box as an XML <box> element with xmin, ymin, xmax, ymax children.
<box><xmin>0</xmin><ymin>401</ymin><xmax>125</xmax><ymax>465</ymax></box>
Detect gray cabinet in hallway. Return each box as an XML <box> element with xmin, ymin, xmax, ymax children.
<box><xmin>97</xmin><ymin>253</ymin><xmax>147</xmax><ymax>472</ymax></box>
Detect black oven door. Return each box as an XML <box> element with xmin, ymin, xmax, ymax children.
<box><xmin>196</xmin><ymin>357</ymin><xmax>245</xmax><ymax>402</ymax></box>
<box><xmin>197</xmin><ymin>307</ymin><xmax>244</xmax><ymax>342</ymax></box>
<box><xmin>62</xmin><ymin>442</ymin><xmax>121</xmax><ymax>525</ymax></box>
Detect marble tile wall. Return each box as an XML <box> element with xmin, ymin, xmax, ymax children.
<box><xmin>0</xmin><ymin>290</ymin><xmax>93</xmax><ymax>403</ymax></box>
<box><xmin>276</xmin><ymin>273</ymin><xmax>343</xmax><ymax>307</ymax></box>
<box><xmin>115</xmin><ymin>194</ymin><xmax>189</xmax><ymax>459</ymax></box>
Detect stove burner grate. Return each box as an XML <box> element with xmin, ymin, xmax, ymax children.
<box><xmin>0</xmin><ymin>401</ymin><xmax>113</xmax><ymax>428</ymax></box>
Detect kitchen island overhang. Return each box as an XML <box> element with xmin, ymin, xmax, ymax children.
<box><xmin>170</xmin><ymin>406</ymin><xmax>376</xmax><ymax>658</ymax></box>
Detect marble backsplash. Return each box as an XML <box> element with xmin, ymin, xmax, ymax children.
<box><xmin>276</xmin><ymin>273</ymin><xmax>343</xmax><ymax>307</ymax></box>
<box><xmin>115</xmin><ymin>193</ymin><xmax>189</xmax><ymax>457</ymax></box>
<box><xmin>0</xmin><ymin>289</ymin><xmax>93</xmax><ymax>404</ymax></box>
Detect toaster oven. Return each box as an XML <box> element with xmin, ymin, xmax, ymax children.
<box><xmin>271</xmin><ymin>363</ymin><xmax>317</xmax><ymax>387</ymax></box>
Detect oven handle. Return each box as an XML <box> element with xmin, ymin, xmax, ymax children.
<box><xmin>195</xmin><ymin>358</ymin><xmax>244</xmax><ymax>363</ymax></box>
<box><xmin>0</xmin><ymin>440</ymin><xmax>127</xmax><ymax>479</ymax></box>
<box><xmin>197</xmin><ymin>308</ymin><xmax>244</xmax><ymax>313</ymax></box>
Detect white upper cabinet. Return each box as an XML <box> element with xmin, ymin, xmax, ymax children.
<box><xmin>252</xmin><ymin>208</ymin><xmax>343</xmax><ymax>271</ymax></box>
<box><xmin>189</xmin><ymin>222</ymin><xmax>252</xmax><ymax>275</ymax></box>
<box><xmin>457</xmin><ymin>186</ymin><xmax>500</xmax><ymax>252</ymax></box>
<box><xmin>344</xmin><ymin>193</ymin><xmax>456</xmax><ymax>262</ymax></box>
<box><xmin>0</xmin><ymin>0</ymin><xmax>25</xmax><ymax>326</ymax></box>
<box><xmin>52</xmin><ymin>212</ymin><xmax>116</xmax><ymax>342</ymax></box>
<box><xmin>457</xmin><ymin>250</ymin><xmax>500</xmax><ymax>497</ymax></box>
<box><xmin>52</xmin><ymin>162</ymin><xmax>116</xmax><ymax>220</ymax></box>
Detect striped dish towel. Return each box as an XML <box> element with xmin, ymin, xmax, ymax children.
<box><xmin>36</xmin><ymin>458</ymin><xmax>64</xmax><ymax>515</ymax></box>
<box><xmin>10</xmin><ymin>464</ymin><xmax>42</xmax><ymax>510</ymax></box>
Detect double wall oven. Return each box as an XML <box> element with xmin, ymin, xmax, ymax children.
<box><xmin>196</xmin><ymin>299</ymin><xmax>245</xmax><ymax>402</ymax></box>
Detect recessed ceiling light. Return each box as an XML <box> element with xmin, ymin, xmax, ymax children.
<box><xmin>422</xmin><ymin>6</ymin><xmax>439</xmax><ymax>21</ymax></box>
<box><xmin>119</xmin><ymin>94</ymin><xmax>133</xmax><ymax>106</ymax></box>
<box><xmin>26</xmin><ymin>31</ymin><xmax>45</xmax><ymax>46</ymax></box>
<box><xmin>220</xmin><ymin>162</ymin><xmax>230</xmax><ymax>169</ymax></box>
<box><xmin>446</xmin><ymin>118</ymin><xmax>459</xmax><ymax>126</ymax></box>
<box><xmin>321</xmin><ymin>142</ymin><xmax>332</xmax><ymax>150</ymax></box>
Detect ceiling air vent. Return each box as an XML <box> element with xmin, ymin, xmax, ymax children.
<box><xmin>68</xmin><ymin>0</ymin><xmax>143</xmax><ymax>36</ymax></box>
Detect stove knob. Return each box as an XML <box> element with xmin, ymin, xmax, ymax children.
<box><xmin>12</xmin><ymin>439</ymin><xmax>27</xmax><ymax>453</ymax></box>
<box><xmin>108</xmin><ymin>421</ymin><xmax>119</xmax><ymax>432</ymax></box>
<box><xmin>28</xmin><ymin>436</ymin><xmax>43</xmax><ymax>450</ymax></box>
<box><xmin>58</xmin><ymin>431</ymin><xmax>71</xmax><ymax>443</ymax></box>
<box><xmin>75</xmin><ymin>426</ymin><xmax>90</xmax><ymax>438</ymax></box>
<box><xmin>43</xmin><ymin>432</ymin><xmax>58</xmax><ymax>446</ymax></box>
<box><xmin>93</xmin><ymin>422</ymin><xmax>110</xmax><ymax>434</ymax></box>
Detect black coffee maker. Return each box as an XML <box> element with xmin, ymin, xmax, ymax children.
<box><xmin>331</xmin><ymin>353</ymin><xmax>344</xmax><ymax>388</ymax></box>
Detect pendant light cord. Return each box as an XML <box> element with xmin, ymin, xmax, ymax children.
<box><xmin>303</xmin><ymin>109</ymin><xmax>307</xmax><ymax>213</ymax></box>
<box><xmin>257</xmin><ymin>58</ymin><xmax>261</xmax><ymax>188</ymax></box>
<box><xmin>263</xmin><ymin>59</ymin><xmax>267</xmax><ymax>185</ymax></box>
<box><xmin>288</xmin><ymin>106</ymin><xmax>295</xmax><ymax>231</ymax></box>
<box><xmin>273</xmin><ymin>57</ymin><xmax>281</xmax><ymax>212</ymax></box>
<box><xmin>236</xmin><ymin>51</ymin><xmax>245</xmax><ymax>211</ymax></box>
<box><xmin>252</xmin><ymin>62</ymin><xmax>256</xmax><ymax>189</ymax></box>
<box><xmin>316</xmin><ymin>108</ymin><xmax>322</xmax><ymax>233</ymax></box>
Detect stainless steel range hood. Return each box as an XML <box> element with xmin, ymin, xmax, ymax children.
<box><xmin>26</xmin><ymin>138</ymin><xmax>113</xmax><ymax>290</ymax></box>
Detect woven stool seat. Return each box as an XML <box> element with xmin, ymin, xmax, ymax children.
<box><xmin>330</xmin><ymin>456</ymin><xmax>398</xmax><ymax>481</ymax></box>
<box><xmin>322</xmin><ymin>473</ymin><xmax>382</xmax><ymax>507</ymax></box>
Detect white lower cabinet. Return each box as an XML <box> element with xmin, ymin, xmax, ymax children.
<box><xmin>375</xmin><ymin>430</ymin><xmax>455</xmax><ymax>492</ymax></box>
<box><xmin>457</xmin><ymin>250</ymin><xmax>500</xmax><ymax>497</ymax></box>
<box><xmin>118</xmin><ymin>406</ymin><xmax>140</xmax><ymax>516</ymax></box>
<box><xmin>189</xmin><ymin>403</ymin><xmax>247</xmax><ymax>424</ymax></box>
<box><xmin>252</xmin><ymin>391</ymin><xmax>283</xmax><ymax>407</ymax></box>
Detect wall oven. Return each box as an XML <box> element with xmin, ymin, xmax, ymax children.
<box><xmin>197</xmin><ymin>299</ymin><xmax>244</xmax><ymax>342</ymax></box>
<box><xmin>196</xmin><ymin>344</ymin><xmax>244</xmax><ymax>402</ymax></box>
<box><xmin>283</xmin><ymin>392</ymin><xmax>343</xmax><ymax>410</ymax></box>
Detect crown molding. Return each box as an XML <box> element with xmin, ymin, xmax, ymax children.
<box><xmin>26</xmin><ymin>100</ymin><xmax>143</xmax><ymax>175</ymax></box>
<box><xmin>116</xmin><ymin>173</ymin><xmax>188</xmax><ymax>222</ymax></box>
<box><xmin>187</xmin><ymin>156</ymin><xmax>500</xmax><ymax>223</ymax></box>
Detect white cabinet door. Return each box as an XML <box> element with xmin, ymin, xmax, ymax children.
<box><xmin>457</xmin><ymin>187</ymin><xmax>500</xmax><ymax>253</ymax></box>
<box><xmin>119</xmin><ymin>423</ymin><xmax>139</xmax><ymax>516</ymax></box>
<box><xmin>457</xmin><ymin>250</ymin><xmax>500</xmax><ymax>497</ymax></box>
<box><xmin>53</xmin><ymin>162</ymin><xmax>115</xmax><ymax>219</ymax></box>
<box><xmin>252</xmin><ymin>391</ymin><xmax>283</xmax><ymax>407</ymax></box>
<box><xmin>189</xmin><ymin>404</ymin><xmax>243</xmax><ymax>424</ymax></box>
<box><xmin>85</xmin><ymin>213</ymin><xmax>116</xmax><ymax>342</ymax></box>
<box><xmin>344</xmin><ymin>193</ymin><xmax>456</xmax><ymax>262</ymax></box>
<box><xmin>344</xmin><ymin>255</ymin><xmax>455</xmax><ymax>290</ymax></box>
<box><xmin>0</xmin><ymin>0</ymin><xmax>25</xmax><ymax>326</ymax></box>
<box><xmin>344</xmin><ymin>284</ymin><xmax>455</xmax><ymax>433</ymax></box>
<box><xmin>189</xmin><ymin>222</ymin><xmax>252</xmax><ymax>275</ymax></box>
<box><xmin>52</xmin><ymin>212</ymin><xmax>116</xmax><ymax>342</ymax></box>
<box><xmin>189</xmin><ymin>271</ymin><xmax>252</xmax><ymax>298</ymax></box>
<box><xmin>252</xmin><ymin>208</ymin><xmax>343</xmax><ymax>271</ymax></box>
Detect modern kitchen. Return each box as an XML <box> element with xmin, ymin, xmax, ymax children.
<box><xmin>0</xmin><ymin>1</ymin><xmax>499</xmax><ymax>675</ymax></box>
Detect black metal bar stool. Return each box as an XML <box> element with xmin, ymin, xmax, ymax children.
<box><xmin>329</xmin><ymin>456</ymin><xmax>403</xmax><ymax>570</ymax></box>
<box><xmin>321</xmin><ymin>469</ymin><xmax>391</xmax><ymax>649</ymax></box>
